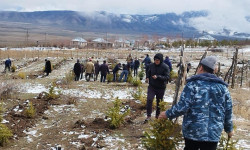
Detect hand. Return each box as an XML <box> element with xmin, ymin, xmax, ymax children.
<box><xmin>227</xmin><ymin>131</ymin><xmax>233</xmax><ymax>139</ymax></box>
<box><xmin>145</xmin><ymin>78</ymin><xmax>149</xmax><ymax>83</ymax></box>
<box><xmin>152</xmin><ymin>75</ymin><xmax>157</xmax><ymax>79</ymax></box>
<box><xmin>158</xmin><ymin>111</ymin><xmax>167</xmax><ymax>119</ymax></box>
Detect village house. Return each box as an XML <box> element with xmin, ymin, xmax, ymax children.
<box><xmin>114</xmin><ymin>39</ymin><xmax>131</xmax><ymax>48</ymax></box>
<box><xmin>70</xmin><ymin>37</ymin><xmax>87</xmax><ymax>48</ymax></box>
<box><xmin>87</xmin><ymin>38</ymin><xmax>113</xmax><ymax>49</ymax></box>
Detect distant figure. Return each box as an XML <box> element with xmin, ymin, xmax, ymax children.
<box><xmin>130</xmin><ymin>59</ymin><xmax>134</xmax><ymax>73</ymax></box>
<box><xmin>73</xmin><ymin>59</ymin><xmax>82</xmax><ymax>81</ymax></box>
<box><xmin>94</xmin><ymin>60</ymin><xmax>100</xmax><ymax>81</ymax></box>
<box><xmin>126</xmin><ymin>54</ymin><xmax>133</xmax><ymax>71</ymax></box>
<box><xmin>44</xmin><ymin>59</ymin><xmax>52</xmax><ymax>76</ymax></box>
<box><xmin>99</xmin><ymin>60</ymin><xmax>110</xmax><ymax>82</ymax></box>
<box><xmin>4</xmin><ymin>58</ymin><xmax>11</xmax><ymax>72</ymax></box>
<box><xmin>134</xmin><ymin>57</ymin><xmax>140</xmax><ymax>76</ymax></box>
<box><xmin>80</xmin><ymin>63</ymin><xmax>85</xmax><ymax>80</ymax></box>
<box><xmin>142</xmin><ymin>54</ymin><xmax>151</xmax><ymax>74</ymax></box>
<box><xmin>163</xmin><ymin>56</ymin><xmax>172</xmax><ymax>71</ymax></box>
<box><xmin>119</xmin><ymin>64</ymin><xmax>129</xmax><ymax>82</ymax></box>
<box><xmin>187</xmin><ymin>63</ymin><xmax>191</xmax><ymax>73</ymax></box>
<box><xmin>112</xmin><ymin>63</ymin><xmax>121</xmax><ymax>82</ymax></box>
<box><xmin>85</xmin><ymin>58</ymin><xmax>94</xmax><ymax>81</ymax></box>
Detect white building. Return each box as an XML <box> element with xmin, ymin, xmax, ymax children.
<box><xmin>198</xmin><ymin>35</ymin><xmax>216</xmax><ymax>43</ymax></box>
<box><xmin>71</xmin><ymin>37</ymin><xmax>87</xmax><ymax>48</ymax></box>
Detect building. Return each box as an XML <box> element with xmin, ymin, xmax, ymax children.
<box><xmin>87</xmin><ymin>38</ymin><xmax>113</xmax><ymax>49</ymax></box>
<box><xmin>114</xmin><ymin>39</ymin><xmax>131</xmax><ymax>48</ymax></box>
<box><xmin>71</xmin><ymin>37</ymin><xmax>87</xmax><ymax>48</ymax></box>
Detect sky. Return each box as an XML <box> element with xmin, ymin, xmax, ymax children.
<box><xmin>0</xmin><ymin>0</ymin><xmax>250</xmax><ymax>34</ymax></box>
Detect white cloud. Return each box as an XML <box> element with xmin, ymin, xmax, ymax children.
<box><xmin>0</xmin><ymin>0</ymin><xmax>250</xmax><ymax>33</ymax></box>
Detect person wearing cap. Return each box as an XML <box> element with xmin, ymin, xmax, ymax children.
<box><xmin>85</xmin><ymin>58</ymin><xmax>94</xmax><ymax>81</ymax></box>
<box><xmin>159</xmin><ymin>56</ymin><xmax>233</xmax><ymax>150</ymax></box>
<box><xmin>144</xmin><ymin>53</ymin><xmax>170</xmax><ymax>122</ymax></box>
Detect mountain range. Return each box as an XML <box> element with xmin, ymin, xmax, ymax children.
<box><xmin>0</xmin><ymin>10</ymin><xmax>249</xmax><ymax>40</ymax></box>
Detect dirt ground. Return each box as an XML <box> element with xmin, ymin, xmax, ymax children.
<box><xmin>0</xmin><ymin>48</ymin><xmax>249</xmax><ymax>150</ymax></box>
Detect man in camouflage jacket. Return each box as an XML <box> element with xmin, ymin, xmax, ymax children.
<box><xmin>159</xmin><ymin>56</ymin><xmax>233</xmax><ymax>150</ymax></box>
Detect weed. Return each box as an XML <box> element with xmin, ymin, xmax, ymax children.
<box><xmin>106</xmin><ymin>97</ymin><xmax>130</xmax><ymax>129</ymax></box>
<box><xmin>107</xmin><ymin>74</ymin><xmax>113</xmax><ymax>83</ymax></box>
<box><xmin>17</xmin><ymin>72</ymin><xmax>26</xmax><ymax>79</ymax></box>
<box><xmin>132</xmin><ymin>77</ymin><xmax>142</xmax><ymax>86</ymax></box>
<box><xmin>138</xmin><ymin>70</ymin><xmax>145</xmax><ymax>80</ymax></box>
<box><xmin>11</xmin><ymin>64</ymin><xmax>16</xmax><ymax>72</ymax></box>
<box><xmin>24</xmin><ymin>102</ymin><xmax>36</xmax><ymax>118</ymax></box>
<box><xmin>64</xmin><ymin>71</ymin><xmax>75</xmax><ymax>84</ymax></box>
<box><xmin>127</xmin><ymin>73</ymin><xmax>133</xmax><ymax>83</ymax></box>
<box><xmin>0</xmin><ymin>124</ymin><xmax>13</xmax><ymax>146</ymax></box>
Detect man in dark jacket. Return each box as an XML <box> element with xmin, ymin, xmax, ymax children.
<box><xmin>73</xmin><ymin>59</ymin><xmax>82</xmax><ymax>81</ymax></box>
<box><xmin>4</xmin><ymin>58</ymin><xmax>11</xmax><ymax>72</ymax></box>
<box><xmin>119</xmin><ymin>64</ymin><xmax>129</xmax><ymax>82</ymax></box>
<box><xmin>112</xmin><ymin>63</ymin><xmax>121</xmax><ymax>82</ymax></box>
<box><xmin>99</xmin><ymin>60</ymin><xmax>110</xmax><ymax>82</ymax></box>
<box><xmin>145</xmin><ymin>53</ymin><xmax>170</xmax><ymax>122</ymax></box>
<box><xmin>44</xmin><ymin>59</ymin><xmax>52</xmax><ymax>76</ymax></box>
<box><xmin>159</xmin><ymin>56</ymin><xmax>233</xmax><ymax>150</ymax></box>
<box><xmin>94</xmin><ymin>60</ymin><xmax>100</xmax><ymax>81</ymax></box>
<box><xmin>142</xmin><ymin>54</ymin><xmax>151</xmax><ymax>74</ymax></box>
<box><xmin>134</xmin><ymin>57</ymin><xmax>140</xmax><ymax>76</ymax></box>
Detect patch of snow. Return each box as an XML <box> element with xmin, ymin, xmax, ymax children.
<box><xmin>78</xmin><ymin>134</ymin><xmax>91</xmax><ymax>139</ymax></box>
<box><xmin>19</xmin><ymin>83</ymin><xmax>48</xmax><ymax>93</ymax></box>
<box><xmin>1</xmin><ymin>119</ymin><xmax>9</xmax><ymax>123</ymax></box>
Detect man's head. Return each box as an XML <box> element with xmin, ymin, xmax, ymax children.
<box><xmin>103</xmin><ymin>60</ymin><xmax>106</xmax><ymax>64</ymax></box>
<box><xmin>77</xmin><ymin>59</ymin><xmax>80</xmax><ymax>63</ymax></box>
<box><xmin>154</xmin><ymin>53</ymin><xmax>163</xmax><ymax>65</ymax></box>
<box><xmin>198</xmin><ymin>56</ymin><xmax>217</xmax><ymax>74</ymax></box>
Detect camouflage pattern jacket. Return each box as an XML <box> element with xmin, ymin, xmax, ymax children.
<box><xmin>166</xmin><ymin>73</ymin><xmax>233</xmax><ymax>142</ymax></box>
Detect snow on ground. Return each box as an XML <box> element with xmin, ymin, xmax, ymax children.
<box><xmin>19</xmin><ymin>83</ymin><xmax>48</xmax><ymax>93</ymax></box>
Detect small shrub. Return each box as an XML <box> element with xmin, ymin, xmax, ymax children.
<box><xmin>127</xmin><ymin>73</ymin><xmax>133</xmax><ymax>83</ymax></box>
<box><xmin>0</xmin><ymin>124</ymin><xmax>13</xmax><ymax>146</ymax></box>
<box><xmin>218</xmin><ymin>126</ymin><xmax>241</xmax><ymax>150</ymax></box>
<box><xmin>106</xmin><ymin>97</ymin><xmax>130</xmax><ymax>129</ymax></box>
<box><xmin>64</xmin><ymin>71</ymin><xmax>75</xmax><ymax>84</ymax></box>
<box><xmin>132</xmin><ymin>77</ymin><xmax>142</xmax><ymax>86</ymax></box>
<box><xmin>142</xmin><ymin>119</ymin><xmax>182</xmax><ymax>150</ymax></box>
<box><xmin>0</xmin><ymin>103</ymin><xmax>3</xmax><ymax>122</ymax></box>
<box><xmin>138</xmin><ymin>70</ymin><xmax>144</xmax><ymax>80</ymax></box>
<box><xmin>11</xmin><ymin>64</ymin><xmax>16</xmax><ymax>72</ymax></box>
<box><xmin>24</xmin><ymin>102</ymin><xmax>36</xmax><ymax>118</ymax></box>
<box><xmin>18</xmin><ymin>72</ymin><xmax>26</xmax><ymax>79</ymax></box>
<box><xmin>106</xmin><ymin>74</ymin><xmax>113</xmax><ymax>83</ymax></box>
<box><xmin>46</xmin><ymin>84</ymin><xmax>60</xmax><ymax>100</ymax></box>
<box><xmin>170</xmin><ymin>70</ymin><xmax>178</xmax><ymax>80</ymax></box>
<box><xmin>132</xmin><ymin>87</ymin><xmax>148</xmax><ymax>109</ymax></box>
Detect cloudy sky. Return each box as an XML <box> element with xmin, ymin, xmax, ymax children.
<box><xmin>0</xmin><ymin>0</ymin><xmax>250</xmax><ymax>33</ymax></box>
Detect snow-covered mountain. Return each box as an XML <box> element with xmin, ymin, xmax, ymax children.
<box><xmin>0</xmin><ymin>10</ymin><xmax>249</xmax><ymax>39</ymax></box>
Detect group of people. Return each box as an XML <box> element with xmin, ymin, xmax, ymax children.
<box><xmin>142</xmin><ymin>53</ymin><xmax>233</xmax><ymax>150</ymax></box>
<box><xmin>73</xmin><ymin>55</ymin><xmax>141</xmax><ymax>82</ymax></box>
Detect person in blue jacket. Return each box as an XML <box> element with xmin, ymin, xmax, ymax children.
<box><xmin>4</xmin><ymin>58</ymin><xmax>11</xmax><ymax>72</ymax></box>
<box><xmin>159</xmin><ymin>56</ymin><xmax>233</xmax><ymax>150</ymax></box>
<box><xmin>142</xmin><ymin>54</ymin><xmax>151</xmax><ymax>74</ymax></box>
<box><xmin>163</xmin><ymin>56</ymin><xmax>172</xmax><ymax>71</ymax></box>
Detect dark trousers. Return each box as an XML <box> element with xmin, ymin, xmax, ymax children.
<box><xmin>75</xmin><ymin>74</ymin><xmax>80</xmax><ymax>81</ymax></box>
<box><xmin>85</xmin><ymin>73</ymin><xmax>92</xmax><ymax>81</ymax></box>
<box><xmin>46</xmin><ymin>72</ymin><xmax>50</xmax><ymax>76</ymax></box>
<box><xmin>94</xmin><ymin>73</ymin><xmax>99</xmax><ymax>81</ymax></box>
<box><xmin>4</xmin><ymin>65</ymin><xmax>10</xmax><ymax>71</ymax></box>
<box><xmin>100</xmin><ymin>74</ymin><xmax>106</xmax><ymax>82</ymax></box>
<box><xmin>184</xmin><ymin>138</ymin><xmax>218</xmax><ymax>150</ymax></box>
<box><xmin>146</xmin><ymin>86</ymin><xmax>165</xmax><ymax>118</ymax></box>
<box><xmin>80</xmin><ymin>72</ymin><xmax>84</xmax><ymax>79</ymax></box>
<box><xmin>134</xmin><ymin>68</ymin><xmax>138</xmax><ymax>76</ymax></box>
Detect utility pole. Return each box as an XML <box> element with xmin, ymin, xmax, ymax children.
<box><xmin>25</xmin><ymin>29</ymin><xmax>29</xmax><ymax>47</ymax></box>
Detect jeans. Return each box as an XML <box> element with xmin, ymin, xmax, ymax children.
<box><xmin>119</xmin><ymin>70</ymin><xmax>128</xmax><ymax>82</ymax></box>
<box><xmin>113</xmin><ymin>72</ymin><xmax>117</xmax><ymax>82</ymax></box>
<box><xmin>146</xmin><ymin>86</ymin><xmax>165</xmax><ymax>118</ymax></box>
<box><xmin>184</xmin><ymin>138</ymin><xmax>218</xmax><ymax>150</ymax></box>
<box><xmin>100</xmin><ymin>74</ymin><xmax>106</xmax><ymax>82</ymax></box>
<box><xmin>94</xmin><ymin>73</ymin><xmax>99</xmax><ymax>81</ymax></box>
